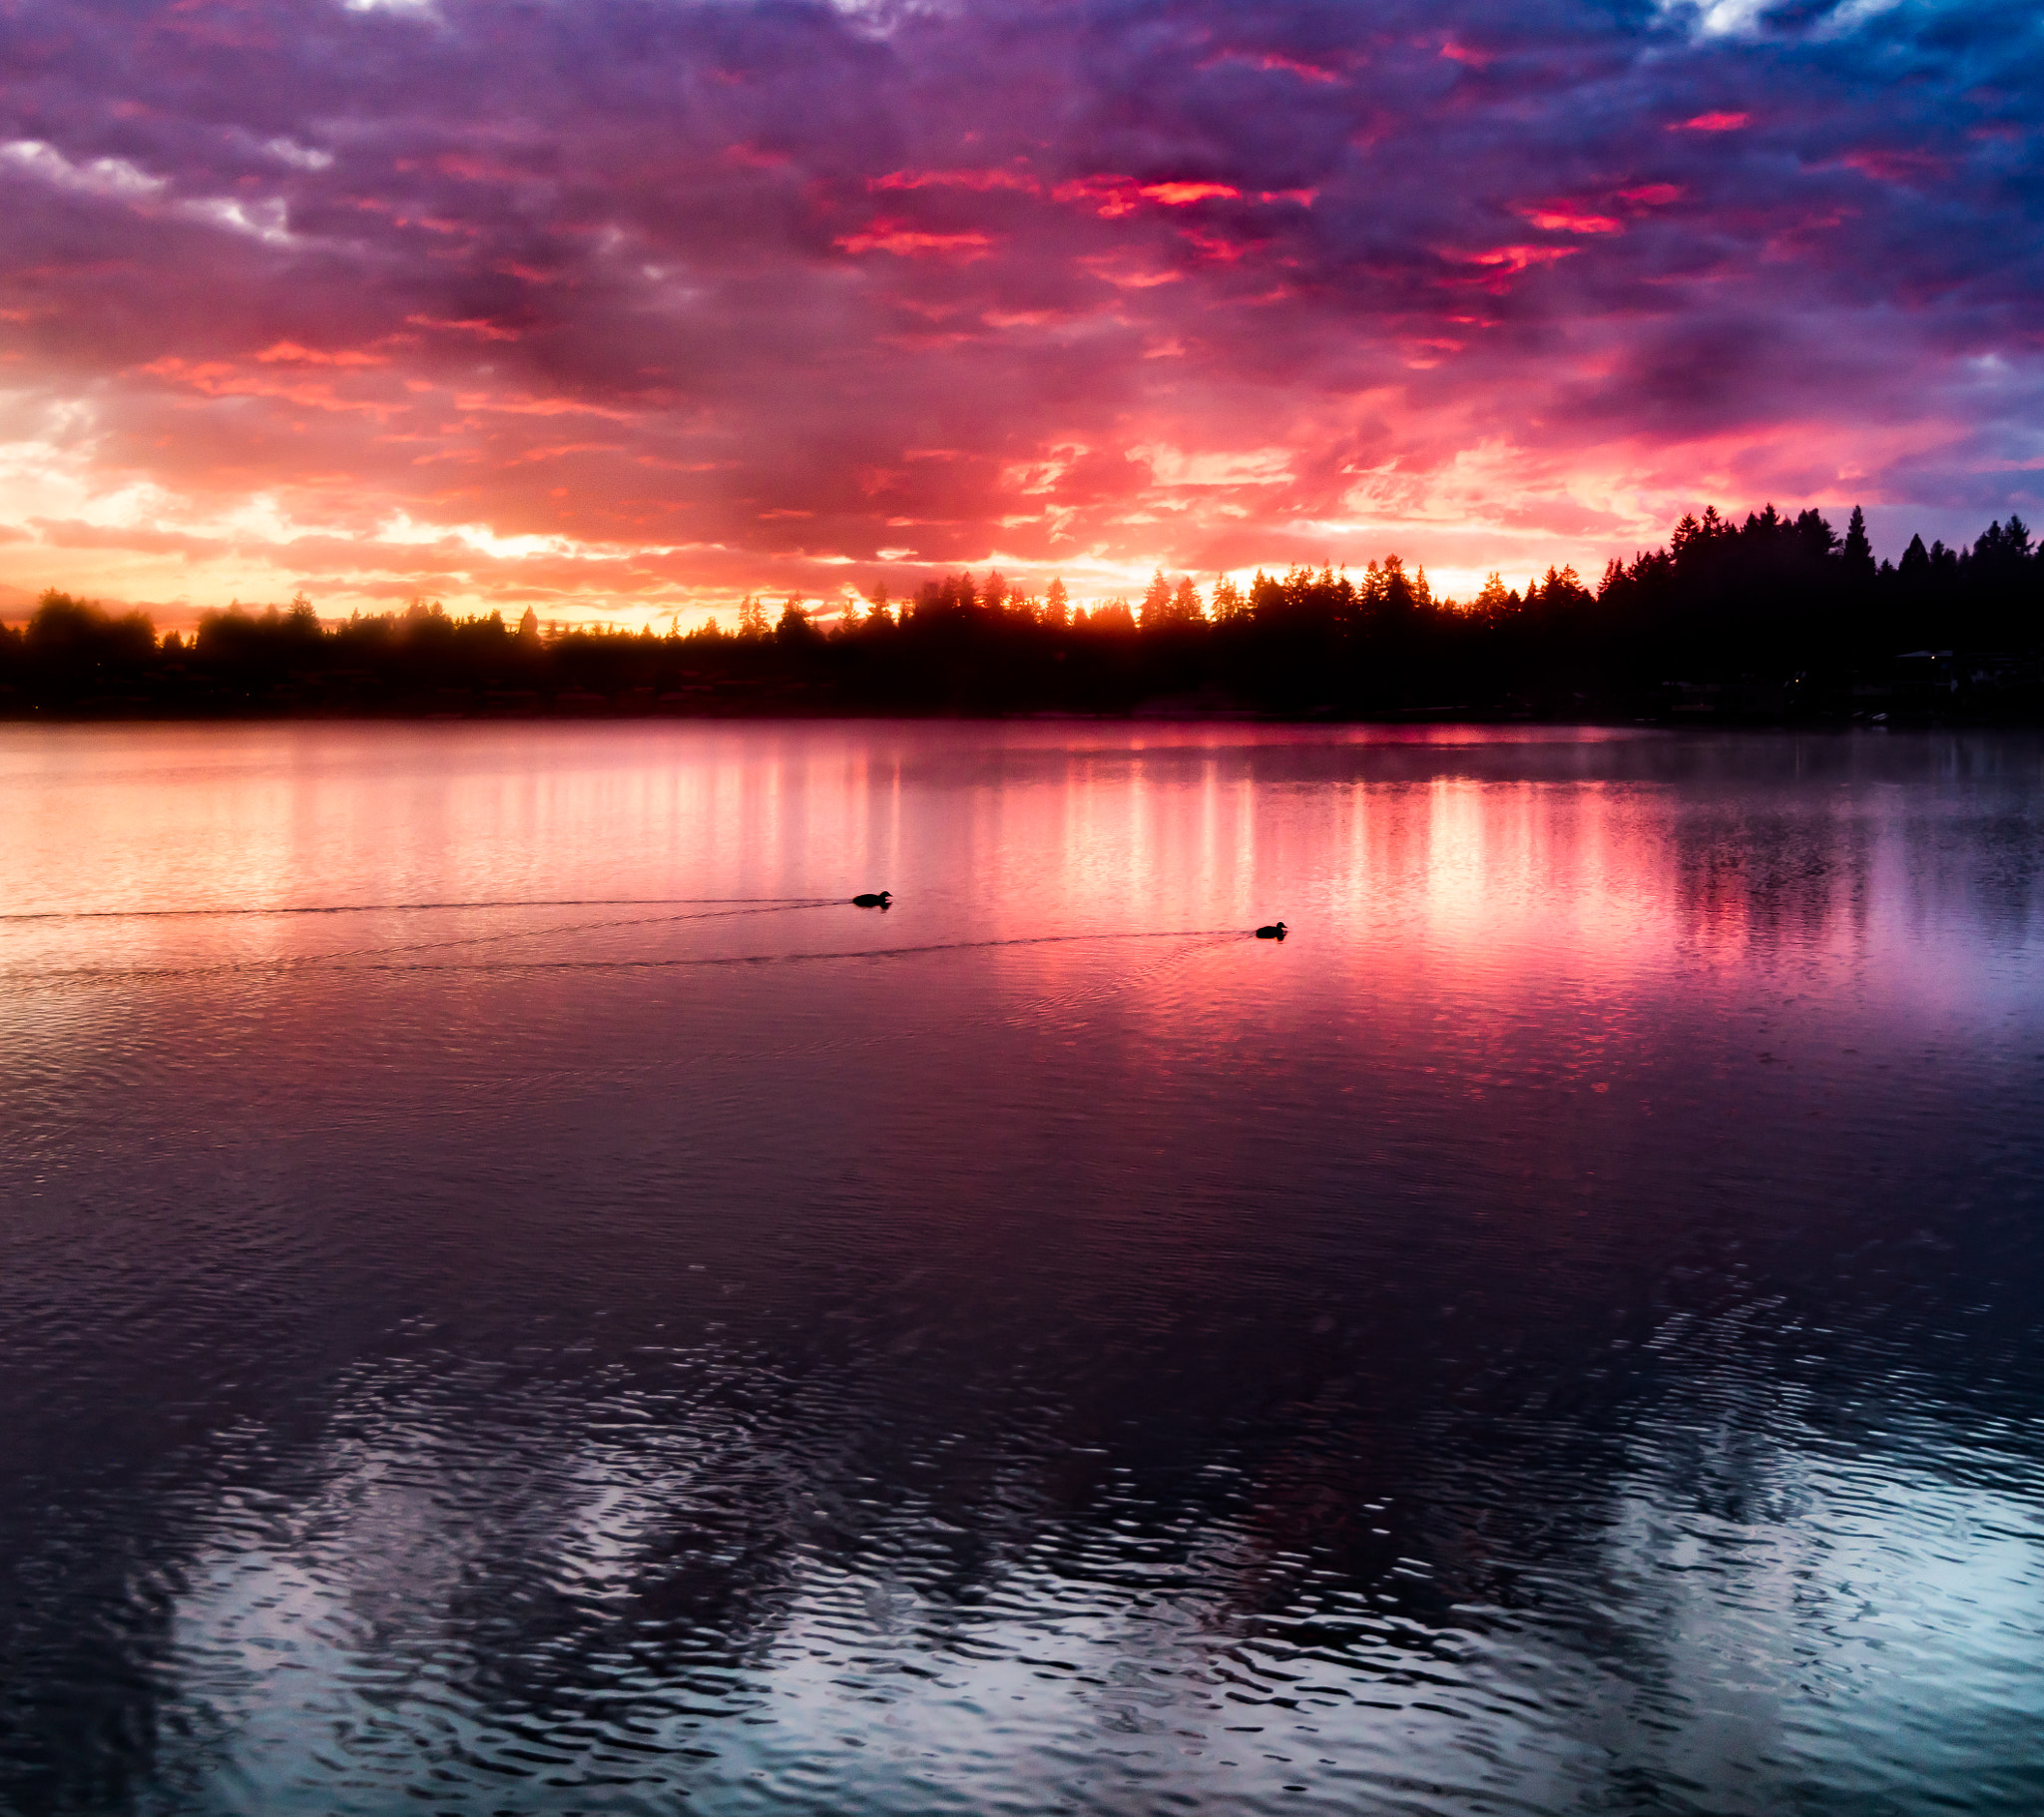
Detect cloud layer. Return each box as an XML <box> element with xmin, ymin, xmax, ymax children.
<box><xmin>3</xmin><ymin>0</ymin><xmax>2041</xmax><ymax>619</ymax></box>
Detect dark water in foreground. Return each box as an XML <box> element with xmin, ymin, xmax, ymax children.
<box><xmin>3</xmin><ymin>722</ymin><xmax>2043</xmax><ymax>1817</ymax></box>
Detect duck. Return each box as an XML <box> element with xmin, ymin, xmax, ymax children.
<box><xmin>1255</xmin><ymin>921</ymin><xmax>1286</xmax><ymax>940</ymax></box>
<box><xmin>851</xmin><ymin>891</ymin><xmax>892</xmax><ymax>909</ymax></box>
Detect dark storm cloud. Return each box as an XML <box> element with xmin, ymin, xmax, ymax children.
<box><xmin>0</xmin><ymin>0</ymin><xmax>2039</xmax><ymax>612</ymax></box>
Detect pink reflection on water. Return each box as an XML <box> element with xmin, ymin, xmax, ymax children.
<box><xmin>0</xmin><ymin>723</ymin><xmax>2033</xmax><ymax>1021</ymax></box>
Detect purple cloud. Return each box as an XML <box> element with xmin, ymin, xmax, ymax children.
<box><xmin>1</xmin><ymin>0</ymin><xmax>2039</xmax><ymax>617</ymax></box>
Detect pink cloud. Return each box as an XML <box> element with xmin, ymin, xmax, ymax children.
<box><xmin>834</xmin><ymin>222</ymin><xmax>995</xmax><ymax>258</ymax></box>
<box><xmin>254</xmin><ymin>341</ymin><xmax>388</xmax><ymax>366</ymax></box>
<box><xmin>871</xmin><ymin>168</ymin><xmax>1040</xmax><ymax>194</ymax></box>
<box><xmin>1520</xmin><ymin>210</ymin><xmax>1622</xmax><ymax>234</ymax></box>
<box><xmin>1840</xmin><ymin>148</ymin><xmax>1949</xmax><ymax>184</ymax></box>
<box><xmin>1205</xmin><ymin>48</ymin><xmax>1342</xmax><ymax>84</ymax></box>
<box><xmin>406</xmin><ymin>316</ymin><xmax>522</xmax><ymax>341</ymax></box>
<box><xmin>1142</xmin><ymin>181</ymin><xmax>1243</xmax><ymax>206</ymax></box>
<box><xmin>1053</xmin><ymin>174</ymin><xmax>1147</xmax><ymax>217</ymax></box>
<box><xmin>1448</xmin><ymin>244</ymin><xmax>1583</xmax><ymax>282</ymax></box>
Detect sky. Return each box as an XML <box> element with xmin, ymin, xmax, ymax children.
<box><xmin>2</xmin><ymin>0</ymin><xmax>2040</xmax><ymax>628</ymax></box>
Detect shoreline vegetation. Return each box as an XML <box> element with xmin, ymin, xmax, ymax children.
<box><xmin>4</xmin><ymin>506</ymin><xmax>2040</xmax><ymax>724</ymax></box>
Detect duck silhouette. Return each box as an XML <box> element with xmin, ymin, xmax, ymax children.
<box><xmin>851</xmin><ymin>891</ymin><xmax>892</xmax><ymax>909</ymax></box>
<box><xmin>1255</xmin><ymin>921</ymin><xmax>1287</xmax><ymax>940</ymax></box>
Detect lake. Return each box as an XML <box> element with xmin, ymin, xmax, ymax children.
<box><xmin>2</xmin><ymin>721</ymin><xmax>2042</xmax><ymax>1816</ymax></box>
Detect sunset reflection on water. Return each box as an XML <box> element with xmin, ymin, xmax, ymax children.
<box><xmin>2</xmin><ymin>722</ymin><xmax>2042</xmax><ymax>1816</ymax></box>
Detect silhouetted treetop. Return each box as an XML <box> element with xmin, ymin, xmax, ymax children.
<box><xmin>4</xmin><ymin>506</ymin><xmax>2038</xmax><ymax>720</ymax></box>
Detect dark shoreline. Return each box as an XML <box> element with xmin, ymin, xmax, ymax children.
<box><xmin>9</xmin><ymin>498</ymin><xmax>2041</xmax><ymax>728</ymax></box>
<box><xmin>5</xmin><ymin>699</ymin><xmax>2039</xmax><ymax>729</ymax></box>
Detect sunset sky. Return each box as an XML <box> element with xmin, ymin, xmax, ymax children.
<box><xmin>3</xmin><ymin>0</ymin><xmax>2040</xmax><ymax>627</ymax></box>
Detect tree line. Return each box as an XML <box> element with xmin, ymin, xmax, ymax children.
<box><xmin>2</xmin><ymin>504</ymin><xmax>2038</xmax><ymax>720</ymax></box>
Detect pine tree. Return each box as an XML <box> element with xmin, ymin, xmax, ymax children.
<box><xmin>1140</xmin><ymin>568</ymin><xmax>1174</xmax><ymax>628</ymax></box>
<box><xmin>1841</xmin><ymin>505</ymin><xmax>1876</xmax><ymax>581</ymax></box>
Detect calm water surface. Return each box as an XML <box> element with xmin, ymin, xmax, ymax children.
<box><xmin>3</xmin><ymin>721</ymin><xmax>2043</xmax><ymax>1816</ymax></box>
